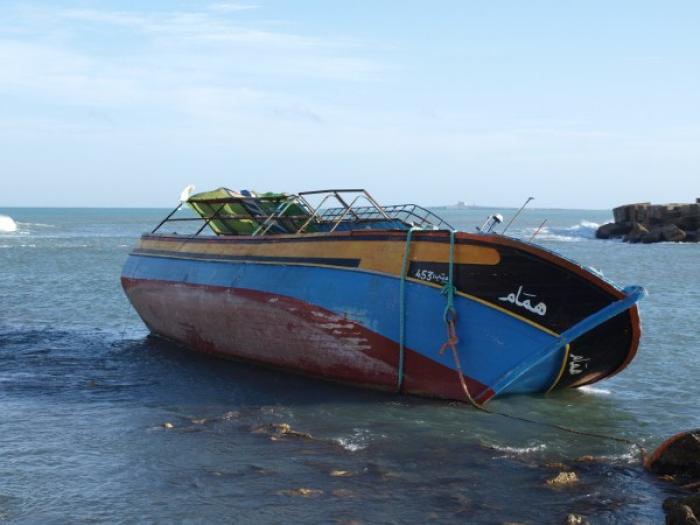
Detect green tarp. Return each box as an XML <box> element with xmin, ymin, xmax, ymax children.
<box><xmin>187</xmin><ymin>188</ymin><xmax>315</xmax><ymax>235</ymax></box>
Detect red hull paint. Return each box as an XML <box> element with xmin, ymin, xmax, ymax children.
<box><xmin>121</xmin><ymin>277</ymin><xmax>494</xmax><ymax>402</ymax></box>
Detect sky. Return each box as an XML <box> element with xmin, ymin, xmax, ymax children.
<box><xmin>1</xmin><ymin>1</ymin><xmax>698</xmax><ymax>208</ymax></box>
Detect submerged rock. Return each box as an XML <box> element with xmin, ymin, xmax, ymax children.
<box><xmin>331</xmin><ymin>488</ymin><xmax>357</xmax><ymax>498</ymax></box>
<box><xmin>252</xmin><ymin>422</ymin><xmax>313</xmax><ymax>439</ymax></box>
<box><xmin>277</xmin><ymin>487</ymin><xmax>323</xmax><ymax>497</ymax></box>
<box><xmin>575</xmin><ymin>455</ymin><xmax>605</xmax><ymax>463</ymax></box>
<box><xmin>545</xmin><ymin>471</ymin><xmax>579</xmax><ymax>487</ymax></box>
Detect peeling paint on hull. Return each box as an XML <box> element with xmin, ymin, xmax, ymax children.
<box><xmin>122</xmin><ymin>277</ymin><xmax>494</xmax><ymax>401</ymax></box>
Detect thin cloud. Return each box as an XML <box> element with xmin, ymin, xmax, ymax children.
<box><xmin>208</xmin><ymin>3</ymin><xmax>260</xmax><ymax>13</ymax></box>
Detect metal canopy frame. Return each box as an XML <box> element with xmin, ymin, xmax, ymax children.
<box><xmin>151</xmin><ymin>188</ymin><xmax>454</xmax><ymax>236</ymax></box>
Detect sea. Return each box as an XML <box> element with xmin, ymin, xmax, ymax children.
<box><xmin>1</xmin><ymin>206</ymin><xmax>698</xmax><ymax>524</ymax></box>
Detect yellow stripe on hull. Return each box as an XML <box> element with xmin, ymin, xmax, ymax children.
<box><xmin>139</xmin><ymin>236</ymin><xmax>500</xmax><ymax>276</ymax></box>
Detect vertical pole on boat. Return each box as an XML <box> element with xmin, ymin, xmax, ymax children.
<box><xmin>529</xmin><ymin>219</ymin><xmax>548</xmax><ymax>242</ymax></box>
<box><xmin>502</xmin><ymin>197</ymin><xmax>534</xmax><ymax>235</ymax></box>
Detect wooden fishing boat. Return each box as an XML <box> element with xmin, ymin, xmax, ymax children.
<box><xmin>121</xmin><ymin>188</ymin><xmax>645</xmax><ymax>403</ymax></box>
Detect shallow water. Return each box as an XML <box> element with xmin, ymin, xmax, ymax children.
<box><xmin>1</xmin><ymin>207</ymin><xmax>698</xmax><ymax>524</ymax></box>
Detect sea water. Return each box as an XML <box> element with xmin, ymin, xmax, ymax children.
<box><xmin>1</xmin><ymin>207</ymin><xmax>698</xmax><ymax>524</ymax></box>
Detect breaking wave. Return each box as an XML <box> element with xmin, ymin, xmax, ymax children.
<box><xmin>0</xmin><ymin>215</ymin><xmax>17</xmax><ymax>233</ymax></box>
<box><xmin>18</xmin><ymin>222</ymin><xmax>54</xmax><ymax>228</ymax></box>
<box><xmin>333</xmin><ymin>428</ymin><xmax>372</xmax><ymax>452</ymax></box>
<box><xmin>485</xmin><ymin>442</ymin><xmax>547</xmax><ymax>455</ymax></box>
<box><xmin>528</xmin><ymin>221</ymin><xmax>601</xmax><ymax>242</ymax></box>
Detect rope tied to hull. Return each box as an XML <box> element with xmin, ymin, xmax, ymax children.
<box><xmin>438</xmin><ymin>319</ymin><xmax>483</xmax><ymax>409</ymax></box>
<box><xmin>439</xmin><ymin>230</ymin><xmax>484</xmax><ymax>409</ymax></box>
<box><xmin>440</xmin><ymin>229</ymin><xmax>457</xmax><ymax>324</ymax></box>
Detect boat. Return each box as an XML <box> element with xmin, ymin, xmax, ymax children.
<box><xmin>121</xmin><ymin>188</ymin><xmax>646</xmax><ymax>404</ymax></box>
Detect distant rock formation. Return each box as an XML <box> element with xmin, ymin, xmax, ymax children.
<box><xmin>596</xmin><ymin>199</ymin><xmax>700</xmax><ymax>243</ymax></box>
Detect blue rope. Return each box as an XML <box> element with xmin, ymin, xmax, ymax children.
<box><xmin>441</xmin><ymin>230</ymin><xmax>457</xmax><ymax>323</ymax></box>
<box><xmin>398</xmin><ymin>228</ymin><xmax>414</xmax><ymax>392</ymax></box>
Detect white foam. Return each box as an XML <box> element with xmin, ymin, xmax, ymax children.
<box><xmin>334</xmin><ymin>428</ymin><xmax>371</xmax><ymax>452</ymax></box>
<box><xmin>18</xmin><ymin>222</ymin><xmax>54</xmax><ymax>228</ymax></box>
<box><xmin>598</xmin><ymin>449</ymin><xmax>638</xmax><ymax>464</ymax></box>
<box><xmin>334</xmin><ymin>438</ymin><xmax>366</xmax><ymax>452</ymax></box>
<box><xmin>0</xmin><ymin>215</ymin><xmax>17</xmax><ymax>233</ymax></box>
<box><xmin>577</xmin><ymin>385</ymin><xmax>612</xmax><ymax>395</ymax></box>
<box><xmin>487</xmin><ymin>443</ymin><xmax>547</xmax><ymax>455</ymax></box>
<box><xmin>529</xmin><ymin>220</ymin><xmax>601</xmax><ymax>242</ymax></box>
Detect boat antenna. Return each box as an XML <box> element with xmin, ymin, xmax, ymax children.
<box><xmin>529</xmin><ymin>218</ymin><xmax>547</xmax><ymax>242</ymax></box>
<box><xmin>502</xmin><ymin>196</ymin><xmax>534</xmax><ymax>235</ymax></box>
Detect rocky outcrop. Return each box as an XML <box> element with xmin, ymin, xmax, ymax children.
<box><xmin>647</xmin><ymin>430</ymin><xmax>700</xmax><ymax>524</ymax></box>
<box><xmin>597</xmin><ymin>200</ymin><xmax>700</xmax><ymax>243</ymax></box>
<box><xmin>647</xmin><ymin>430</ymin><xmax>700</xmax><ymax>483</ymax></box>
<box><xmin>663</xmin><ymin>495</ymin><xmax>700</xmax><ymax>525</ymax></box>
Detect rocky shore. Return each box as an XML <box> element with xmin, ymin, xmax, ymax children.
<box><xmin>596</xmin><ymin>200</ymin><xmax>700</xmax><ymax>243</ymax></box>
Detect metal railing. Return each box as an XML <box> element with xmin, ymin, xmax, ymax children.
<box><xmin>151</xmin><ymin>188</ymin><xmax>454</xmax><ymax>236</ymax></box>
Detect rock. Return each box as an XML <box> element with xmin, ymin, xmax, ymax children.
<box><xmin>685</xmin><ymin>230</ymin><xmax>700</xmax><ymax>243</ymax></box>
<box><xmin>623</xmin><ymin>222</ymin><xmax>649</xmax><ymax>243</ymax></box>
<box><xmin>601</xmin><ymin>201</ymin><xmax>700</xmax><ymax>243</ymax></box>
<box><xmin>660</xmin><ymin>224</ymin><xmax>687</xmax><ymax>242</ymax></box>
<box><xmin>682</xmin><ymin>481</ymin><xmax>700</xmax><ymax>492</ymax></box>
<box><xmin>162</xmin><ymin>422</ymin><xmax>174</xmax><ymax>429</ymax></box>
<box><xmin>646</xmin><ymin>430</ymin><xmax>700</xmax><ymax>483</ymax></box>
<box><xmin>270</xmin><ymin>423</ymin><xmax>291</xmax><ymax>434</ymax></box>
<box><xmin>331</xmin><ymin>489</ymin><xmax>357</xmax><ymax>498</ymax></box>
<box><xmin>545</xmin><ymin>471</ymin><xmax>579</xmax><ymax>487</ymax></box>
<box><xmin>545</xmin><ymin>462</ymin><xmax>569</xmax><ymax>470</ymax></box>
<box><xmin>575</xmin><ymin>455</ymin><xmax>604</xmax><ymax>463</ymax></box>
<box><xmin>663</xmin><ymin>494</ymin><xmax>700</xmax><ymax>524</ymax></box>
<box><xmin>277</xmin><ymin>487</ymin><xmax>323</xmax><ymax>497</ymax></box>
<box><xmin>253</xmin><ymin>422</ymin><xmax>312</xmax><ymax>439</ymax></box>
<box><xmin>596</xmin><ymin>222</ymin><xmax>632</xmax><ymax>239</ymax></box>
<box><xmin>613</xmin><ymin>203</ymin><xmax>651</xmax><ymax>224</ymax></box>
<box><xmin>642</xmin><ymin>228</ymin><xmax>663</xmax><ymax>244</ymax></box>
<box><xmin>595</xmin><ymin>223</ymin><xmax>614</xmax><ymax>239</ymax></box>
<box><xmin>566</xmin><ymin>514</ymin><xmax>585</xmax><ymax>525</ymax></box>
